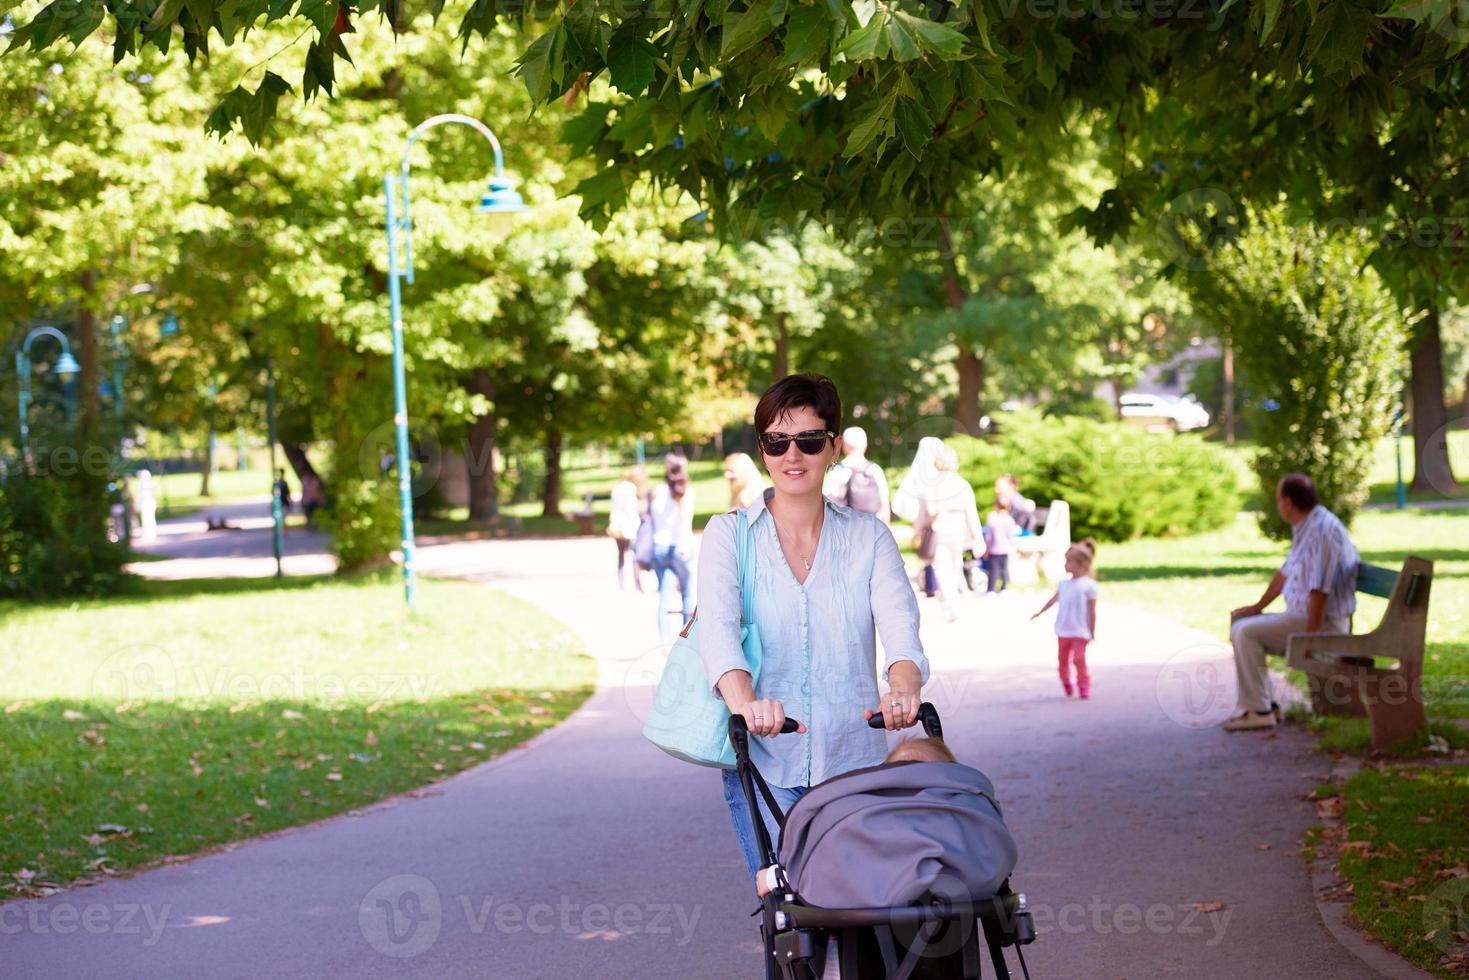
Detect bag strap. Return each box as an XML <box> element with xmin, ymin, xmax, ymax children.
<box><xmin>734</xmin><ymin>512</ymin><xmax>756</xmax><ymax>627</ymax></box>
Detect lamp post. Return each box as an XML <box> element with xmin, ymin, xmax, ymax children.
<box><xmin>16</xmin><ymin>325</ymin><xmax>81</xmax><ymax>457</ymax></box>
<box><xmin>383</xmin><ymin>113</ymin><xmax>527</xmax><ymax>609</ymax></box>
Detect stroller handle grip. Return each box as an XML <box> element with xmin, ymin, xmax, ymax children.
<box><xmin>729</xmin><ymin>715</ymin><xmax>801</xmax><ymax>737</ymax></box>
<box><xmin>868</xmin><ymin>701</ymin><xmax>943</xmax><ymax>739</ymax></box>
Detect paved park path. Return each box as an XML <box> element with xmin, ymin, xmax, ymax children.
<box><xmin>4</xmin><ymin>507</ymin><xmax>1396</xmax><ymax>979</ymax></box>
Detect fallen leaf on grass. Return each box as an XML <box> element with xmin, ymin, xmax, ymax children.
<box><xmin>364</xmin><ymin>730</ymin><xmax>378</xmax><ymax>747</ymax></box>
<box><xmin>325</xmin><ymin>772</ymin><xmax>343</xmax><ymax>782</ymax></box>
<box><xmin>281</xmin><ymin>709</ymin><xmax>304</xmax><ymax>720</ymax></box>
<box><xmin>4</xmin><ymin>702</ymin><xmax>23</xmax><ymax>714</ymax></box>
<box><xmin>62</xmin><ymin>710</ymin><xmax>85</xmax><ymax>721</ymax></box>
<box><xmin>528</xmin><ymin>705</ymin><xmax>549</xmax><ymax>716</ymax></box>
<box><xmin>1435</xmin><ymin>867</ymin><xmax>1468</xmax><ymax>880</ymax></box>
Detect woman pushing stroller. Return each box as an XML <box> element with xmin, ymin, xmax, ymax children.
<box><xmin>695</xmin><ymin>373</ymin><xmax>932</xmax><ymax>886</ymax></box>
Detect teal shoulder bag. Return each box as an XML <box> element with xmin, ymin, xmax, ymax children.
<box><xmin>642</xmin><ymin>513</ymin><xmax>761</xmax><ymax>768</ymax></box>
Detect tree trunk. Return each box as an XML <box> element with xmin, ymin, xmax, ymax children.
<box><xmin>956</xmin><ymin>345</ymin><xmax>985</xmax><ymax>435</ymax></box>
<box><xmin>465</xmin><ymin>369</ymin><xmax>499</xmax><ymax>524</ymax></box>
<box><xmin>282</xmin><ymin>442</ymin><xmax>323</xmax><ymax>489</ymax></box>
<box><xmin>1112</xmin><ymin>378</ymin><xmax>1126</xmax><ymax>421</ymax></box>
<box><xmin>938</xmin><ymin>217</ymin><xmax>983</xmax><ymax>433</ymax></box>
<box><xmin>541</xmin><ymin>427</ymin><xmax>564</xmax><ymax>519</ymax></box>
<box><xmin>1222</xmin><ymin>327</ymin><xmax>1236</xmax><ymax>446</ymax></box>
<box><xmin>200</xmin><ymin>434</ymin><xmax>213</xmax><ymax>498</ymax></box>
<box><xmin>1408</xmin><ymin>304</ymin><xmax>1458</xmax><ymax>492</ymax></box>
<box><xmin>77</xmin><ymin>270</ymin><xmax>100</xmax><ymax>447</ymax></box>
<box><xmin>774</xmin><ymin>312</ymin><xmax>790</xmax><ymax>380</ymax></box>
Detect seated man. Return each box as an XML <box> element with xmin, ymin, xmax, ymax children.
<box><xmin>1225</xmin><ymin>473</ymin><xmax>1359</xmax><ymax>731</ymax></box>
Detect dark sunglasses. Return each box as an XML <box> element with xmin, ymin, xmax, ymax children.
<box><xmin>759</xmin><ymin>429</ymin><xmax>834</xmax><ymax>457</ymax></box>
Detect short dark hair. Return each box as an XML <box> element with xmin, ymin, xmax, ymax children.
<box><xmin>754</xmin><ymin>373</ymin><xmax>842</xmax><ymax>438</ymax></box>
<box><xmin>1277</xmin><ymin>473</ymin><xmax>1318</xmax><ymax>511</ymax></box>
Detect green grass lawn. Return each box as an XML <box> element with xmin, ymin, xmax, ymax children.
<box><xmin>0</xmin><ymin>572</ymin><xmax>595</xmax><ymax>897</ymax></box>
<box><xmin>1334</xmin><ymin>765</ymin><xmax>1469</xmax><ymax>978</ymax></box>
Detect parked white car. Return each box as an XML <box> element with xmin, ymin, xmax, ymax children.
<box><xmin>1119</xmin><ymin>393</ymin><xmax>1211</xmax><ymax>432</ymax></box>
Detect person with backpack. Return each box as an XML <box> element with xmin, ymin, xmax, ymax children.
<box><xmin>823</xmin><ymin>425</ymin><xmax>890</xmax><ymax>523</ymax></box>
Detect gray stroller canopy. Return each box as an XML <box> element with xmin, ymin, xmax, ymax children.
<box><xmin>778</xmin><ymin>761</ymin><xmax>1018</xmax><ymax>910</ymax></box>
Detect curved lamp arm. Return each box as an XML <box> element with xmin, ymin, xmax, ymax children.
<box><xmin>21</xmin><ymin>325</ymin><xmax>74</xmax><ymax>358</ymax></box>
<box><xmin>396</xmin><ymin>113</ymin><xmax>512</xmax><ymax>284</ymax></box>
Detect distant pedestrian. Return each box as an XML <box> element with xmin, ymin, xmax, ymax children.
<box><xmin>1031</xmin><ymin>539</ymin><xmax>1100</xmax><ymax>698</ymax></box>
<box><xmin>724</xmin><ymin>453</ymin><xmax>766</xmax><ymax>510</ymax></box>
<box><xmin>892</xmin><ymin>437</ymin><xmax>947</xmax><ymax>596</ymax></box>
<box><xmin>274</xmin><ymin>468</ymin><xmax>293</xmax><ymax>513</ymax></box>
<box><xmin>996</xmin><ymin>474</ymin><xmax>1036</xmax><ymax>532</ymax></box>
<box><xmin>133</xmin><ymin>469</ymin><xmax>157</xmax><ymax>542</ymax></box>
<box><xmin>300</xmin><ymin>473</ymin><xmax>325</xmax><ymax>528</ymax></box>
<box><xmin>824</xmin><ymin>425</ymin><xmax>890</xmax><ymax>523</ymax></box>
<box><xmin>912</xmin><ymin>448</ymin><xmax>982</xmax><ymax>621</ymax></box>
<box><xmin>984</xmin><ymin>497</ymin><xmax>1020</xmax><ymax>593</ymax></box>
<box><xmin>608</xmin><ymin>466</ymin><xmax>648</xmax><ymax>591</ymax></box>
<box><xmin>650</xmin><ymin>454</ymin><xmax>696</xmax><ymax>644</ymax></box>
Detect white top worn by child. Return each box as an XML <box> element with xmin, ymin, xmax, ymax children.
<box><xmin>1031</xmin><ymin>539</ymin><xmax>1099</xmax><ymax>697</ymax></box>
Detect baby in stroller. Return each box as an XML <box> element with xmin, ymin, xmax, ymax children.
<box><xmin>730</xmin><ymin>705</ymin><xmax>1036</xmax><ymax>980</ymax></box>
<box><xmin>756</xmin><ymin>737</ymin><xmax>957</xmax><ymax>899</ymax></box>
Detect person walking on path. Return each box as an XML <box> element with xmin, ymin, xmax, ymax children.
<box><xmin>1225</xmin><ymin>473</ymin><xmax>1359</xmax><ymax>731</ymax></box>
<box><xmin>273</xmin><ymin>468</ymin><xmax>293</xmax><ymax>514</ymax></box>
<box><xmin>698</xmin><ymin>373</ymin><xmax>929</xmax><ymax>888</ymax></box>
<box><xmin>823</xmin><ymin>425</ymin><xmax>891</xmax><ymax>523</ymax></box>
<box><xmin>1031</xmin><ymin>539</ymin><xmax>1100</xmax><ymax>698</ymax></box>
<box><xmin>892</xmin><ymin>436</ymin><xmax>948</xmax><ymax>597</ymax></box>
<box><xmin>723</xmin><ymin>452</ymin><xmax>766</xmax><ymax>510</ymax></box>
<box><xmin>650</xmin><ymin>454</ymin><xmax>696</xmax><ymax>645</ymax></box>
<box><xmin>607</xmin><ymin>466</ymin><xmax>647</xmax><ymax>591</ymax></box>
<box><xmin>996</xmin><ymin>474</ymin><xmax>1036</xmax><ymax>532</ymax></box>
<box><xmin>984</xmin><ymin>496</ymin><xmax>1021</xmax><ymax>594</ymax></box>
<box><xmin>133</xmin><ymin>469</ymin><xmax>158</xmax><ymax>541</ymax></box>
<box><xmin>911</xmin><ymin>447</ymin><xmax>983</xmax><ymax>621</ymax></box>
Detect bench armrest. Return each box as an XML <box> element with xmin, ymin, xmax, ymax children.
<box><xmin>1285</xmin><ymin>631</ymin><xmax>1377</xmax><ymax>673</ymax></box>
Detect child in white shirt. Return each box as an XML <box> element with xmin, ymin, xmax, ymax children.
<box><xmin>1031</xmin><ymin>539</ymin><xmax>1099</xmax><ymax>698</ymax></box>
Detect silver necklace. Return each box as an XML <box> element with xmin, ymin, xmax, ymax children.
<box><xmin>772</xmin><ymin>513</ymin><xmax>820</xmax><ymax>571</ymax></box>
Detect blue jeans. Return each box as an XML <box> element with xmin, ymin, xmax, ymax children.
<box><xmin>653</xmin><ymin>545</ymin><xmax>693</xmax><ymax>645</ymax></box>
<box><xmin>721</xmin><ymin>768</ymin><xmax>809</xmax><ymax>885</ymax></box>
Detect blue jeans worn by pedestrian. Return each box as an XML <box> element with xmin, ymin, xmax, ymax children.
<box><xmin>721</xmin><ymin>768</ymin><xmax>809</xmax><ymax>885</ymax></box>
<box><xmin>653</xmin><ymin>545</ymin><xmax>693</xmax><ymax>645</ymax></box>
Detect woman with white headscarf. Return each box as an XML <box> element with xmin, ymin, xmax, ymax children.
<box><xmin>891</xmin><ymin>437</ymin><xmax>947</xmax><ymax>597</ymax></box>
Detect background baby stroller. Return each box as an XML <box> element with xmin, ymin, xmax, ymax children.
<box><xmin>730</xmin><ymin>704</ymin><xmax>1037</xmax><ymax>980</ymax></box>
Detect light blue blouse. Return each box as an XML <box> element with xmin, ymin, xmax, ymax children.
<box><xmin>697</xmin><ymin>488</ymin><xmax>930</xmax><ymax>788</ymax></box>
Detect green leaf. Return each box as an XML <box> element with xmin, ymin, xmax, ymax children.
<box><xmin>516</xmin><ymin>24</ymin><xmax>565</xmax><ymax>102</ymax></box>
<box><xmin>895</xmin><ymin>95</ymin><xmax>933</xmax><ymax>157</ymax></box>
<box><xmin>893</xmin><ymin>11</ymin><xmax>968</xmax><ymax>60</ymax></box>
<box><xmin>845</xmin><ymin>89</ymin><xmax>897</xmax><ymax>156</ymax></box>
<box><xmin>838</xmin><ymin>14</ymin><xmax>886</xmax><ymax>60</ymax></box>
<box><xmin>722</xmin><ymin>0</ymin><xmax>782</xmax><ymax>61</ymax></box>
<box><xmin>1259</xmin><ymin>0</ymin><xmax>1283</xmax><ymax>40</ymax></box>
<box><xmin>242</xmin><ymin>71</ymin><xmax>292</xmax><ymax>144</ymax></box>
<box><xmin>608</xmin><ymin>35</ymin><xmax>657</xmax><ymax>95</ymax></box>
<box><xmin>296</xmin><ymin>0</ymin><xmax>334</xmax><ymax>36</ymax></box>
<box><xmin>562</xmin><ymin>102</ymin><xmax>615</xmax><ymax>153</ymax></box>
<box><xmin>779</xmin><ymin>4</ymin><xmax>831</xmax><ymax>66</ymax></box>
<box><xmin>971</xmin><ymin>0</ymin><xmax>994</xmax><ymax>55</ymax></box>
<box><xmin>884</xmin><ymin>16</ymin><xmax>920</xmax><ymax>62</ymax></box>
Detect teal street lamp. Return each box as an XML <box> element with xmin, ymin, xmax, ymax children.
<box><xmin>383</xmin><ymin>113</ymin><xmax>528</xmax><ymax>609</ymax></box>
<box><xmin>16</xmin><ymin>325</ymin><xmax>81</xmax><ymax>455</ymax></box>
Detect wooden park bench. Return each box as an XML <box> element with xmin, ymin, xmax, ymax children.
<box><xmin>1285</xmin><ymin>557</ymin><xmax>1433</xmax><ymax>751</ymax></box>
<box><xmin>570</xmin><ymin>491</ymin><xmax>610</xmax><ymax>535</ymax></box>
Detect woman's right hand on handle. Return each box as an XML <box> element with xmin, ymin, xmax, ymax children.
<box><xmin>738</xmin><ymin>698</ymin><xmax>806</xmax><ymax>738</ymax></box>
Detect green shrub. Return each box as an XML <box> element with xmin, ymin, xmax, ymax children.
<box><xmin>950</xmin><ymin>409</ymin><xmax>1239</xmax><ymax>542</ymax></box>
<box><xmin>0</xmin><ymin>467</ymin><xmax>126</xmax><ymax>598</ymax></box>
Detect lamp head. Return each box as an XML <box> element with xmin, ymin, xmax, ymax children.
<box><xmin>479</xmin><ymin>176</ymin><xmax>527</xmax><ymax>214</ymax></box>
<box><xmin>55</xmin><ymin>352</ymin><xmax>81</xmax><ymax>378</ymax></box>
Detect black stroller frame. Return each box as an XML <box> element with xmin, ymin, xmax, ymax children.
<box><xmin>730</xmin><ymin>704</ymin><xmax>1037</xmax><ymax>980</ymax></box>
